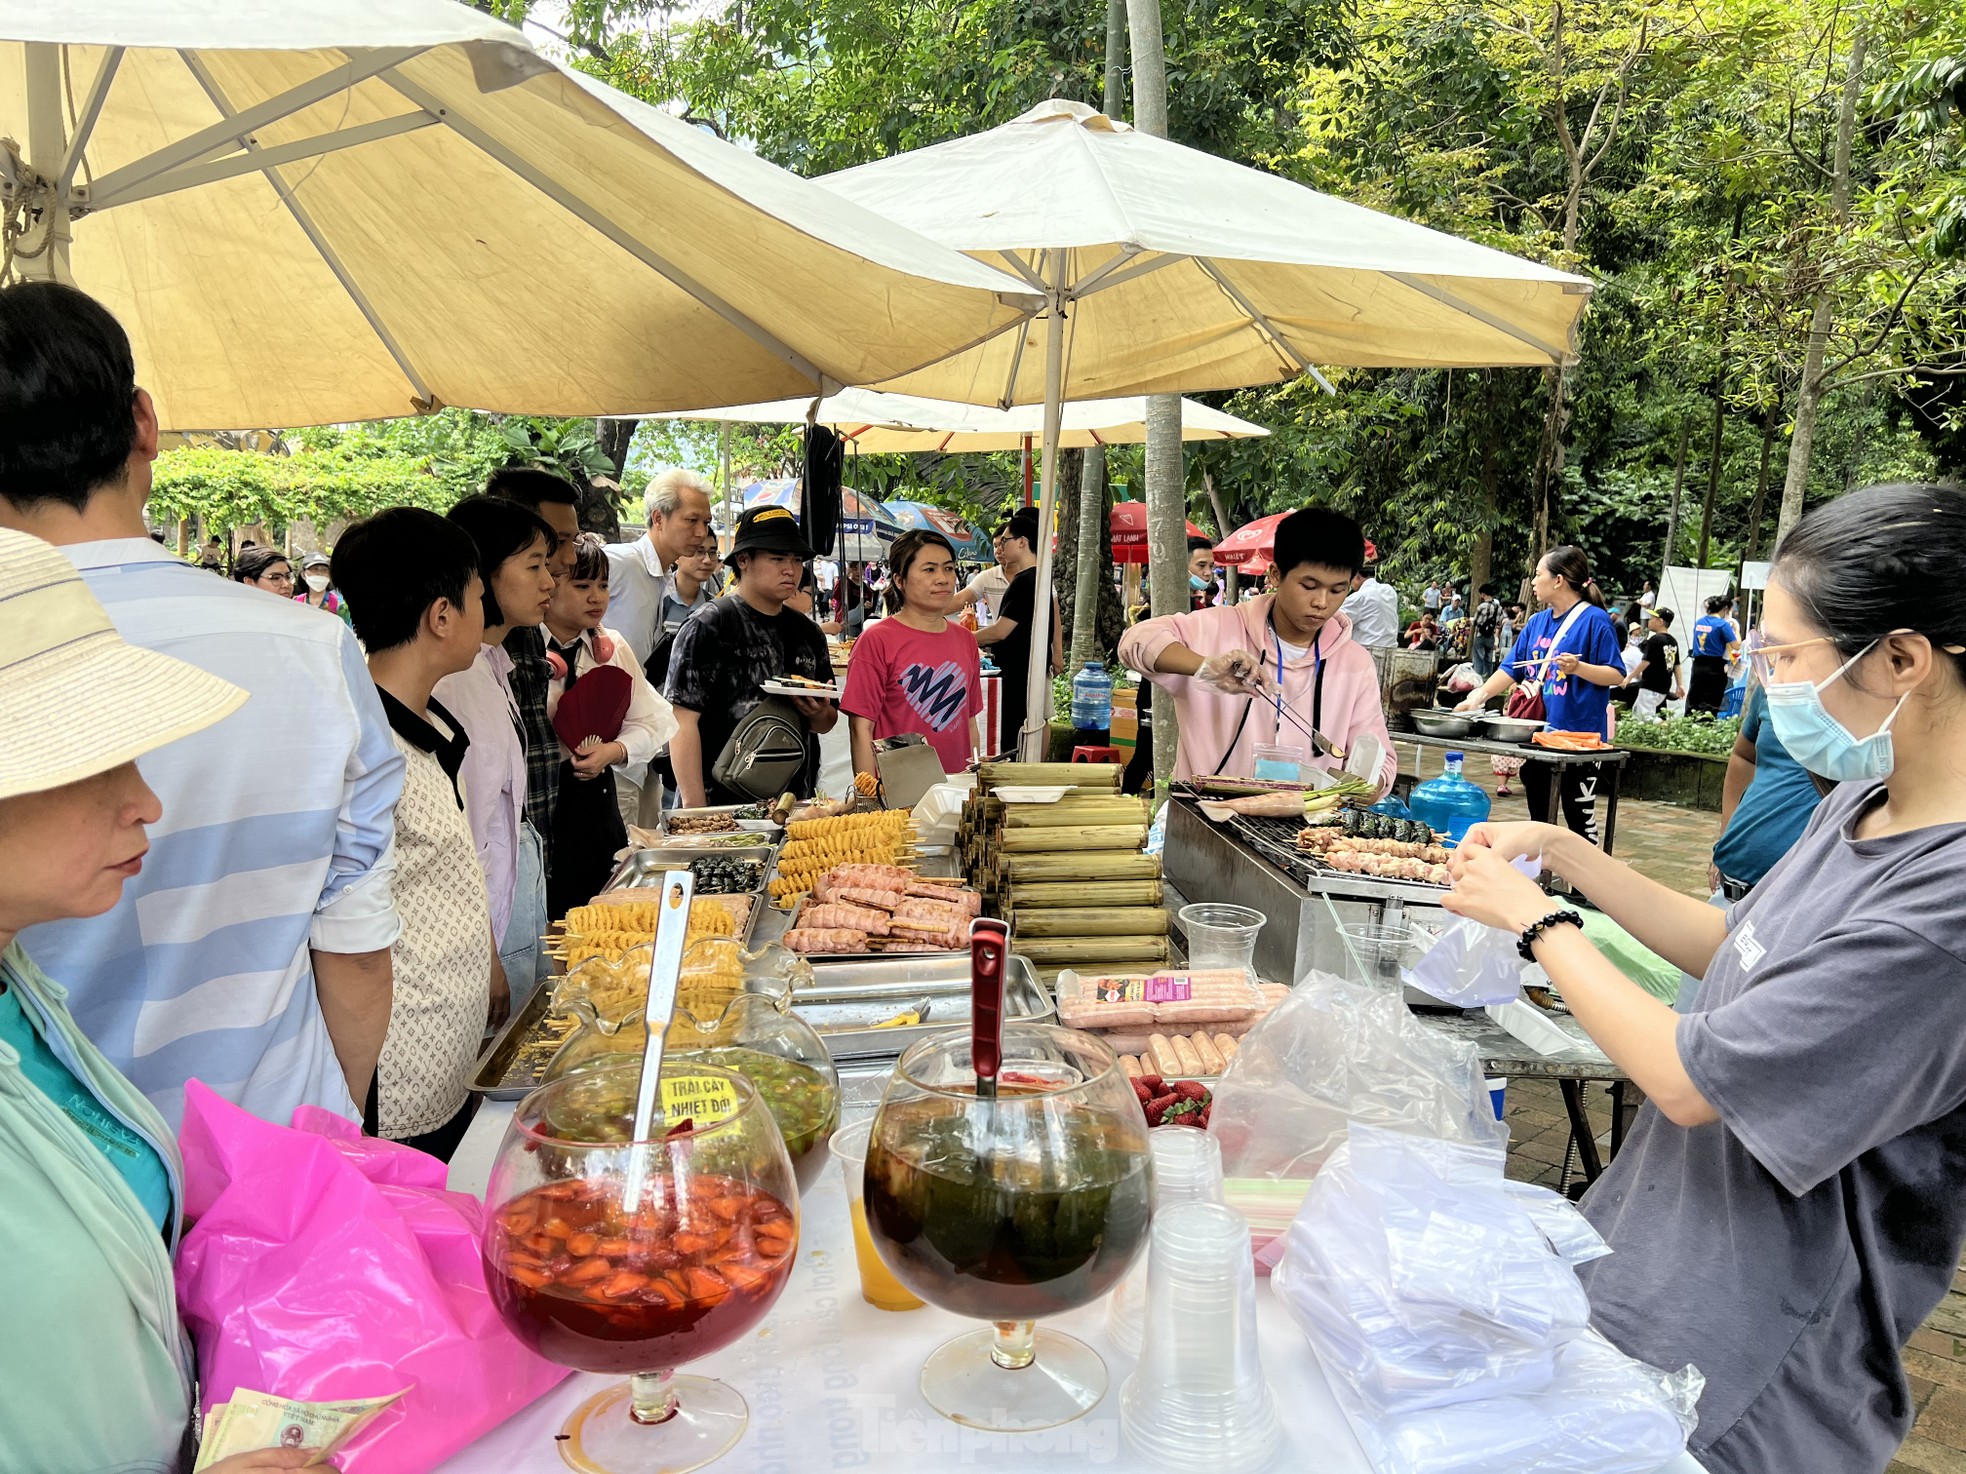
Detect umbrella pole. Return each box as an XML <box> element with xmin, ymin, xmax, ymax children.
<box><xmin>1023</xmin><ymin>436</ymin><xmax>1034</xmax><ymax>507</ymax></box>
<box><xmin>1019</xmin><ymin>266</ymin><xmax>1068</xmax><ymax>760</ymax></box>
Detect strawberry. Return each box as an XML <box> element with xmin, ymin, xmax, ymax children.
<box><xmin>1145</xmin><ymin>1092</ymin><xmax>1178</xmax><ymax>1126</ymax></box>
<box><xmin>1131</xmin><ymin>1080</ymin><xmax>1152</xmax><ymax>1103</ymax></box>
<box><xmin>1171</xmin><ymin>1081</ymin><xmax>1208</xmax><ymax>1102</ymax></box>
<box><xmin>1138</xmin><ymin>1075</ymin><xmax>1165</xmax><ymax>1093</ymax></box>
<box><xmin>1196</xmin><ymin>1107</ymin><xmax>1210</xmax><ymax>1129</ymax></box>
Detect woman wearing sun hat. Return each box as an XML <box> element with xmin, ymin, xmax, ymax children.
<box><xmin>0</xmin><ymin>530</ymin><xmax>311</xmax><ymax>1474</ymax></box>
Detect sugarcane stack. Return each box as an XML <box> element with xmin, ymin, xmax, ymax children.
<box><xmin>962</xmin><ymin>762</ymin><xmax>1171</xmax><ymax>980</ymax></box>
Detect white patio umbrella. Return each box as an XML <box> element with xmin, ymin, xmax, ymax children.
<box><xmin>647</xmin><ymin>386</ymin><xmax>1269</xmax><ymax>451</ymax></box>
<box><xmin>0</xmin><ymin>0</ymin><xmax>1035</xmax><ymax>430</ymax></box>
<box><xmin>819</xmin><ymin>99</ymin><xmax>1593</xmax><ymax>754</ymax></box>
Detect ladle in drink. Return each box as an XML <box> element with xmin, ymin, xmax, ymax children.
<box><xmin>623</xmin><ymin>867</ymin><xmax>693</xmax><ymax>1213</ymax></box>
<box><xmin>969</xmin><ymin>918</ymin><xmax>1008</xmax><ymax>1104</ymax></box>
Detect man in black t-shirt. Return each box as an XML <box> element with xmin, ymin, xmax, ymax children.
<box><xmin>1624</xmin><ymin>606</ymin><xmax>1682</xmax><ymax>720</ymax></box>
<box><xmin>976</xmin><ymin>505</ymin><xmax>1051</xmax><ymax>757</ymax></box>
<box><xmin>664</xmin><ymin>507</ymin><xmax>837</xmax><ymax>805</ymax></box>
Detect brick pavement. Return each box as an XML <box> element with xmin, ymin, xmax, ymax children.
<box><xmin>1401</xmin><ymin>748</ymin><xmax>1964</xmax><ymax>1470</ymax></box>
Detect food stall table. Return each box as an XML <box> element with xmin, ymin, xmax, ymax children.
<box><xmin>1390</xmin><ymin>731</ymin><xmax>1632</xmax><ymax>855</ymax></box>
<box><xmin>442</xmin><ymin>1100</ymin><xmax>1698</xmax><ymax>1474</ymax></box>
<box><xmin>1409</xmin><ymin>1006</ymin><xmax>1634</xmax><ymax>1187</ymax></box>
<box><xmin>1163</xmin><ymin>793</ymin><xmax>1633</xmax><ymax>1186</ymax></box>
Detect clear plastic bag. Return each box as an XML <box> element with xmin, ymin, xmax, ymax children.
<box><xmin>1208</xmin><ymin>970</ymin><xmax>1506</xmax><ymax>1265</ymax></box>
<box><xmin>1272</xmin><ymin>1123</ymin><xmax>1702</xmax><ymax>1474</ymax></box>
<box><xmin>1400</xmin><ymin>858</ymin><xmax>1540</xmax><ymax>1007</ymax></box>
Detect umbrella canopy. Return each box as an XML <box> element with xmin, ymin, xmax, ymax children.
<box><xmin>817</xmin><ymin>100</ymin><xmax>1591</xmax><ymax>755</ymax></box>
<box><xmin>882</xmin><ymin>500</ymin><xmax>994</xmax><ymax>562</ymax></box>
<box><xmin>0</xmin><ymin>0</ymin><xmax>1035</xmax><ymax>430</ymax></box>
<box><xmin>1110</xmin><ymin>501</ymin><xmax>1206</xmax><ymax>567</ymax></box>
<box><xmin>649</xmin><ymin>387</ymin><xmax>1268</xmax><ymax>452</ymax></box>
<box><xmin>741</xmin><ymin>480</ymin><xmax>903</xmax><ymax>562</ymax></box>
<box><xmin>1214</xmin><ymin>513</ymin><xmax>1379</xmax><ymax>577</ymax></box>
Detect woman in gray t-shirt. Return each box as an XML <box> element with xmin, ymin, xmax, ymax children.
<box><xmin>1442</xmin><ymin>481</ymin><xmax>1966</xmax><ymax>1474</ymax></box>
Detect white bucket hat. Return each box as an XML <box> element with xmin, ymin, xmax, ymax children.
<box><xmin>0</xmin><ymin>528</ymin><xmax>247</xmax><ymax>800</ymax></box>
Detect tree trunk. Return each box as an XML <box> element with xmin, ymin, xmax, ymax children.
<box><xmin>1661</xmin><ymin>417</ymin><xmax>1692</xmax><ymax>574</ymax></box>
<box><xmin>1696</xmin><ymin>204</ymin><xmax>1745</xmax><ymax>569</ymax></box>
<box><xmin>1743</xmin><ymin>391</ymin><xmax>1782</xmax><ymax>561</ymax></box>
<box><xmin>1071</xmin><ymin>447</ymin><xmax>1107</xmax><ymax>667</ymax></box>
<box><xmin>1103</xmin><ymin>0</ymin><xmax>1127</xmax><ymax>116</ymax></box>
<box><xmin>1470</xmin><ymin>373</ymin><xmax>1499</xmax><ymax>597</ymax></box>
<box><xmin>1127</xmin><ymin>0</ymin><xmax>1183</xmax><ymax>791</ymax></box>
<box><xmin>585</xmin><ymin>417</ymin><xmax>637</xmax><ymax>539</ymax></box>
<box><xmin>1775</xmin><ymin>26</ymin><xmax>1866</xmax><ymax>546</ymax></box>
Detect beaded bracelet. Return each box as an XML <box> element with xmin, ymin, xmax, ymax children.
<box><xmin>1517</xmin><ymin>908</ymin><xmax>1584</xmax><ymax>961</ymax></box>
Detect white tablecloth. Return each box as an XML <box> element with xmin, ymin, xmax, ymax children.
<box><xmin>439</xmin><ymin>1102</ymin><xmax>1702</xmax><ymax>1474</ymax></box>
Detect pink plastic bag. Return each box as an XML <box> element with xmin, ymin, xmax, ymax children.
<box><xmin>174</xmin><ymin>1082</ymin><xmax>569</xmax><ymax>1472</ymax></box>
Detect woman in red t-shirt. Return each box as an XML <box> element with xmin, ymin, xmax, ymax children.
<box><xmin>841</xmin><ymin>529</ymin><xmax>984</xmax><ymax>781</ymax></box>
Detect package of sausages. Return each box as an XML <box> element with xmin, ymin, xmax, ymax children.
<box><xmin>1055</xmin><ymin>968</ymin><xmax>1265</xmax><ymax>1031</ymax></box>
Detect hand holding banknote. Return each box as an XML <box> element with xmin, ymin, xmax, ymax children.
<box><xmin>193</xmin><ymin>1388</ymin><xmax>408</xmax><ymax>1471</ymax></box>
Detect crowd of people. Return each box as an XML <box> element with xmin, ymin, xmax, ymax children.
<box><xmin>11</xmin><ymin>275</ymin><xmax>1966</xmax><ymax>1474</ymax></box>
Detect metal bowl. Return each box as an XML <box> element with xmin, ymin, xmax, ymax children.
<box><xmin>1409</xmin><ymin>708</ymin><xmax>1481</xmax><ymax>739</ymax></box>
<box><xmin>1480</xmin><ymin>715</ymin><xmax>1548</xmax><ymax>745</ymax></box>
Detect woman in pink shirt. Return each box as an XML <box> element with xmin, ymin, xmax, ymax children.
<box><xmin>1119</xmin><ymin>506</ymin><xmax>1396</xmax><ymax>789</ymax></box>
<box><xmin>841</xmin><ymin>530</ymin><xmax>984</xmax><ymax>781</ymax></box>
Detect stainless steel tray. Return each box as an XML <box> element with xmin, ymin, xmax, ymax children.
<box><xmin>775</xmin><ymin>954</ymin><xmax>1051</xmax><ymax>1061</ymax></box>
<box><xmin>753</xmin><ymin>884</ymin><xmax>976</xmax><ymax>964</ymax></box>
<box><xmin>468</xmin><ymin>981</ymin><xmax>580</xmax><ymax>1100</ymax></box>
<box><xmin>603</xmin><ymin>846</ymin><xmax>774</xmax><ymax>897</ymax></box>
<box><xmin>584</xmin><ymin>857</ymin><xmax>767</xmax><ymax>952</ymax></box>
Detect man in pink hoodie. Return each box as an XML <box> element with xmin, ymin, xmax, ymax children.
<box><xmin>1119</xmin><ymin>507</ymin><xmax>1397</xmax><ymax>789</ymax></box>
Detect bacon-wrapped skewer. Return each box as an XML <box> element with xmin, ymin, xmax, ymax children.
<box><xmin>797</xmin><ymin>902</ymin><xmax>890</xmax><ymax>935</ymax></box>
<box><xmin>783</xmin><ymin>927</ymin><xmax>871</xmax><ymax>953</ymax></box>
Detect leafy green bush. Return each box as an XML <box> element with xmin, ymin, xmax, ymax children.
<box><xmin>1619</xmin><ymin>712</ymin><xmax>1742</xmax><ymax>756</ymax></box>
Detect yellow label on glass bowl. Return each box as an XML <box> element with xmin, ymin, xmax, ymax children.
<box><xmin>663</xmin><ymin>1072</ymin><xmax>739</xmax><ymax>1128</ymax></box>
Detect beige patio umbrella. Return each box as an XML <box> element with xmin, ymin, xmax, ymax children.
<box><xmin>819</xmin><ymin>100</ymin><xmax>1592</xmax><ymax>754</ymax></box>
<box><xmin>648</xmin><ymin>386</ymin><xmax>1269</xmax><ymax>450</ymax></box>
<box><xmin>0</xmin><ymin>0</ymin><xmax>1035</xmax><ymax>430</ymax></box>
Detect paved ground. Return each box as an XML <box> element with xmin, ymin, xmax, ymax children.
<box><xmin>1408</xmin><ymin>751</ymin><xmax>1964</xmax><ymax>1472</ymax></box>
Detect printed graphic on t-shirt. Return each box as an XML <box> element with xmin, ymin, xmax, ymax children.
<box><xmin>899</xmin><ymin>661</ymin><xmax>970</xmax><ymax>732</ymax></box>
<box><xmin>1733</xmin><ymin>917</ymin><xmax>1765</xmax><ymax>972</ymax></box>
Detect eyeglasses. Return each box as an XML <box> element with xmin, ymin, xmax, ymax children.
<box><xmin>263</xmin><ymin>570</ymin><xmax>295</xmax><ymax>588</ymax></box>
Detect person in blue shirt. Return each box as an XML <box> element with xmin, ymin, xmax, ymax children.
<box><xmin>1687</xmin><ymin>593</ymin><xmax>1741</xmax><ymax>714</ymax></box>
<box><xmin>1456</xmin><ymin>545</ymin><xmax>1626</xmax><ymax>842</ymax></box>
<box><xmin>1709</xmin><ymin>682</ymin><xmax>1825</xmax><ymax>898</ymax></box>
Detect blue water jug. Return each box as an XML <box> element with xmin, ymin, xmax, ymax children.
<box><xmin>1408</xmin><ymin>751</ymin><xmax>1491</xmax><ymax>845</ymax></box>
<box><xmin>1071</xmin><ymin>660</ymin><xmax>1114</xmax><ymax>735</ymax></box>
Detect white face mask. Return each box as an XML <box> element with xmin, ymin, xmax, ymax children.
<box><xmin>304</xmin><ymin>573</ymin><xmax>330</xmax><ymax>593</ymax></box>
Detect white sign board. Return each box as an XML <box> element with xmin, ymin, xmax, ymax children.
<box><xmin>1740</xmin><ymin>560</ymin><xmax>1772</xmax><ymax>590</ymax></box>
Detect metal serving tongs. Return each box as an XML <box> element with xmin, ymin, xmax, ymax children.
<box><xmin>1221</xmin><ymin>657</ymin><xmax>1346</xmax><ymax>761</ymax></box>
<box><xmin>623</xmin><ymin>867</ymin><xmax>695</xmax><ymax>1214</ymax></box>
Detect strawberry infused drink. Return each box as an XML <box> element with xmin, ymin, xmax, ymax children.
<box><xmin>480</xmin><ymin>1061</ymin><xmax>801</xmax><ymax>1474</ymax></box>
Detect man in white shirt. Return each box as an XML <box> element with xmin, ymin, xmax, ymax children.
<box><xmin>0</xmin><ymin>281</ymin><xmax>402</xmax><ymax>1129</ymax></box>
<box><xmin>603</xmin><ymin>469</ymin><xmax>715</xmax><ymax>670</ymax></box>
<box><xmin>1342</xmin><ymin>560</ymin><xmax>1401</xmax><ymax>649</ymax></box>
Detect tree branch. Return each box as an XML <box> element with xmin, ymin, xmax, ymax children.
<box><xmin>1820</xmin><ymin>258</ymin><xmax>1937</xmax><ymax>378</ymax></box>
<box><xmin>1827</xmin><ymin>361</ymin><xmax>1966</xmax><ymax>391</ymax></box>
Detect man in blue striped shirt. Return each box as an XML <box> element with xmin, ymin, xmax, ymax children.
<box><xmin>0</xmin><ymin>283</ymin><xmax>403</xmax><ymax>1130</ymax></box>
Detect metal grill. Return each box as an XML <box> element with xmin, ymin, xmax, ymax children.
<box><xmin>1170</xmin><ymin>788</ymin><xmax>1450</xmax><ymax>895</ymax></box>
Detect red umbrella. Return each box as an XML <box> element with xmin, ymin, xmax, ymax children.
<box><xmin>1109</xmin><ymin>501</ymin><xmax>1208</xmax><ymax>567</ymax></box>
<box><xmin>1214</xmin><ymin>512</ymin><xmax>1376</xmax><ymax>576</ymax></box>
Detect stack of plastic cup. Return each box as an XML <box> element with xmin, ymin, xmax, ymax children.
<box><xmin>1108</xmin><ymin>1128</ymin><xmax>1227</xmax><ymax>1356</ymax></box>
<box><xmin>1120</xmin><ymin>1202</ymin><xmax>1281</xmax><ymax>1473</ymax></box>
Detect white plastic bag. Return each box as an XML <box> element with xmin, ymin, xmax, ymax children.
<box><xmin>1271</xmin><ymin>1129</ymin><xmax>1596</xmax><ymax>1416</ymax></box>
<box><xmin>1272</xmin><ymin>1123</ymin><xmax>1703</xmax><ymax>1474</ymax></box>
<box><xmin>1209</xmin><ymin>971</ymin><xmax>1505</xmax><ymax>1264</ymax></box>
<box><xmin>1400</xmin><ymin>857</ymin><xmax>1540</xmax><ymax>1007</ymax></box>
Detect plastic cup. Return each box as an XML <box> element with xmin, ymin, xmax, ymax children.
<box><xmin>1339</xmin><ymin>921</ymin><xmax>1424</xmax><ymax>988</ymax></box>
<box><xmin>828</xmin><ymin>1117</ymin><xmax>923</xmax><ymax>1312</ymax></box>
<box><xmin>1108</xmin><ymin>1129</ymin><xmax>1227</xmax><ymax>1357</ymax></box>
<box><xmin>1251</xmin><ymin>743</ymin><xmax>1305</xmax><ymax>784</ymax></box>
<box><xmin>1486</xmin><ymin>1076</ymin><xmax>1508</xmax><ymax>1120</ymax></box>
<box><xmin>1120</xmin><ymin>1202</ymin><xmax>1281</xmax><ymax>1473</ymax></box>
<box><xmin>1179</xmin><ymin>903</ymin><xmax>1265</xmax><ymax>975</ymax></box>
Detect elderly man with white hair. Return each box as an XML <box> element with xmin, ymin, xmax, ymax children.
<box><xmin>605</xmin><ymin>469</ymin><xmax>716</xmax><ymax>821</ymax></box>
<box><xmin>604</xmin><ymin>468</ymin><xmax>716</xmax><ymax>669</ymax></box>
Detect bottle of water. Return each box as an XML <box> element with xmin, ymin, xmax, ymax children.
<box><xmin>1408</xmin><ymin>751</ymin><xmax>1492</xmax><ymax>845</ymax></box>
<box><xmin>1070</xmin><ymin>660</ymin><xmax>1114</xmax><ymax>738</ymax></box>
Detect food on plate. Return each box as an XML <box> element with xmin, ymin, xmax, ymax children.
<box><xmin>783</xmin><ymin>927</ymin><xmax>873</xmax><ymax>954</ymax></box>
<box><xmin>1532</xmin><ymin>729</ymin><xmax>1609</xmax><ymax>751</ymax></box>
<box><xmin>687</xmin><ymin>856</ymin><xmax>767</xmax><ymax>895</ymax></box>
<box><xmin>799</xmin><ymin>903</ymin><xmax>891</xmax><ymax>935</ymax></box>
<box><xmin>667</xmin><ymin>812</ymin><xmax>739</xmax><ymax>835</ymax></box>
<box><xmin>772</xmin><ymin>673</ymin><xmax>836</xmax><ymax>692</ymax></box>
<box><xmin>1128</xmin><ymin>1074</ymin><xmax>1211</xmax><ymax>1129</ymax></box>
<box><xmin>770</xmin><ymin>811</ymin><xmax>916</xmax><ymax>897</ymax></box>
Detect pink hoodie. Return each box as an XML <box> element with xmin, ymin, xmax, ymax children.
<box><xmin>1119</xmin><ymin>594</ymin><xmax>1397</xmax><ymax>789</ymax></box>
